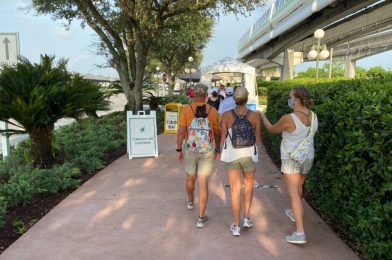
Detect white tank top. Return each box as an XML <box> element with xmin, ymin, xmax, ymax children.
<box><xmin>221</xmin><ymin>128</ymin><xmax>257</xmax><ymax>162</ymax></box>
<box><xmin>280</xmin><ymin>113</ymin><xmax>318</xmax><ymax>160</ymax></box>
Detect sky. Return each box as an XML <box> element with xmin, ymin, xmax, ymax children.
<box><xmin>1</xmin><ymin>0</ymin><xmax>391</xmax><ymax>77</ymax></box>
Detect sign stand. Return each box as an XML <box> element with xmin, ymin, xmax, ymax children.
<box><xmin>127</xmin><ymin>111</ymin><xmax>158</xmax><ymax>159</ymax></box>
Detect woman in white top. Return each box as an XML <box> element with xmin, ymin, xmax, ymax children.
<box><xmin>220</xmin><ymin>87</ymin><xmax>261</xmax><ymax>236</ymax></box>
<box><xmin>262</xmin><ymin>86</ymin><xmax>318</xmax><ymax>244</ymax></box>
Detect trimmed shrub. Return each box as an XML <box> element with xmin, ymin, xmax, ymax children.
<box><xmin>0</xmin><ymin>111</ymin><xmax>127</xmax><ymax>227</ymax></box>
<box><xmin>264</xmin><ymin>78</ymin><xmax>392</xmax><ymax>259</ymax></box>
<box><xmin>55</xmin><ymin>112</ymin><xmax>127</xmax><ymax>172</ymax></box>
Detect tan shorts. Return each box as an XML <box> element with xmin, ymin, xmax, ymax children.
<box><xmin>184</xmin><ymin>149</ymin><xmax>214</xmax><ymax>176</ymax></box>
<box><xmin>281</xmin><ymin>159</ymin><xmax>314</xmax><ymax>174</ymax></box>
<box><xmin>224</xmin><ymin>156</ymin><xmax>256</xmax><ymax>173</ymax></box>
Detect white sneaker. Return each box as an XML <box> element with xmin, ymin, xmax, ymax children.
<box><xmin>286</xmin><ymin>231</ymin><xmax>307</xmax><ymax>244</ymax></box>
<box><xmin>242</xmin><ymin>217</ymin><xmax>254</xmax><ymax>228</ymax></box>
<box><xmin>285</xmin><ymin>209</ymin><xmax>296</xmax><ymax>222</ymax></box>
<box><xmin>230</xmin><ymin>224</ymin><xmax>240</xmax><ymax>236</ymax></box>
<box><xmin>196</xmin><ymin>216</ymin><xmax>209</xmax><ymax>228</ymax></box>
<box><xmin>187</xmin><ymin>200</ymin><xmax>194</xmax><ymax>210</ymax></box>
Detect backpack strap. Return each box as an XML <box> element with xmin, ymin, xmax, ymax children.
<box><xmin>232</xmin><ymin>108</ymin><xmax>249</xmax><ymax>119</ymax></box>
<box><xmin>243</xmin><ymin>109</ymin><xmax>250</xmax><ymax>118</ymax></box>
<box><xmin>189</xmin><ymin>104</ymin><xmax>196</xmax><ymax>116</ymax></box>
<box><xmin>230</xmin><ymin>109</ymin><xmax>239</xmax><ymax>119</ymax></box>
<box><xmin>206</xmin><ymin>105</ymin><xmax>212</xmax><ymax>116</ymax></box>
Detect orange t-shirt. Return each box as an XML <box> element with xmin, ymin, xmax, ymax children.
<box><xmin>179</xmin><ymin>102</ymin><xmax>220</xmax><ymax>140</ymax></box>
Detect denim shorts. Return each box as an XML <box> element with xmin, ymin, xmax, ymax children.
<box><xmin>281</xmin><ymin>159</ymin><xmax>314</xmax><ymax>174</ymax></box>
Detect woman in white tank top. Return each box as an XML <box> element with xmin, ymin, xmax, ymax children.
<box><xmin>262</xmin><ymin>86</ymin><xmax>318</xmax><ymax>245</ymax></box>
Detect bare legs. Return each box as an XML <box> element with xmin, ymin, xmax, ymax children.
<box><xmin>243</xmin><ymin>171</ymin><xmax>255</xmax><ymax>219</ymax></box>
<box><xmin>186</xmin><ymin>173</ymin><xmax>209</xmax><ymax>217</ymax></box>
<box><xmin>186</xmin><ymin>174</ymin><xmax>196</xmax><ymax>203</ymax></box>
<box><xmin>227</xmin><ymin>170</ymin><xmax>255</xmax><ymax>225</ymax></box>
<box><xmin>197</xmin><ymin>175</ymin><xmax>209</xmax><ymax>218</ymax></box>
<box><xmin>228</xmin><ymin>170</ymin><xmax>241</xmax><ymax>225</ymax></box>
<box><xmin>284</xmin><ymin>173</ymin><xmax>306</xmax><ymax>233</ymax></box>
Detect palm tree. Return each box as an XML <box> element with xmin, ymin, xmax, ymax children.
<box><xmin>0</xmin><ymin>55</ymin><xmax>110</xmax><ymax>168</ymax></box>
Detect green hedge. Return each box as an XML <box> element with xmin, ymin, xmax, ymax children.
<box><xmin>264</xmin><ymin>78</ymin><xmax>392</xmax><ymax>259</ymax></box>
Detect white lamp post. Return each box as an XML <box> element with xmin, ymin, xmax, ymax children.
<box><xmin>185</xmin><ymin>56</ymin><xmax>196</xmax><ymax>87</ymax></box>
<box><xmin>307</xmin><ymin>29</ymin><xmax>330</xmax><ymax>78</ymax></box>
<box><xmin>155</xmin><ymin>66</ymin><xmax>160</xmax><ymax>96</ymax></box>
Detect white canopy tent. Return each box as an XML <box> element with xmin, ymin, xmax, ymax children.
<box><xmin>201</xmin><ymin>57</ymin><xmax>258</xmax><ymax>106</ymax></box>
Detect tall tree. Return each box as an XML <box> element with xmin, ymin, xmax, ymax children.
<box><xmin>31</xmin><ymin>0</ymin><xmax>264</xmax><ymax>112</ymax></box>
<box><xmin>151</xmin><ymin>13</ymin><xmax>213</xmax><ymax>95</ymax></box>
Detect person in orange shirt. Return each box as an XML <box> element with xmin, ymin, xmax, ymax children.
<box><xmin>176</xmin><ymin>83</ymin><xmax>221</xmax><ymax>228</ymax></box>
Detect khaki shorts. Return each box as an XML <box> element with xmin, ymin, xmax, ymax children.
<box><xmin>184</xmin><ymin>149</ymin><xmax>214</xmax><ymax>176</ymax></box>
<box><xmin>281</xmin><ymin>159</ymin><xmax>314</xmax><ymax>174</ymax></box>
<box><xmin>224</xmin><ymin>156</ymin><xmax>256</xmax><ymax>173</ymax></box>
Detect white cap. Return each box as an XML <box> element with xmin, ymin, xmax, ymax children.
<box><xmin>212</xmin><ymin>87</ymin><xmax>218</xmax><ymax>93</ymax></box>
<box><xmin>226</xmin><ymin>87</ymin><xmax>233</xmax><ymax>95</ymax></box>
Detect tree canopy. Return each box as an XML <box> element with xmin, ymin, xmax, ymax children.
<box><xmin>31</xmin><ymin>0</ymin><xmax>265</xmax><ymax>112</ymax></box>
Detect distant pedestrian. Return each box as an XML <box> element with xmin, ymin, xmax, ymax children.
<box><xmin>218</xmin><ymin>86</ymin><xmax>235</xmax><ymax>115</ymax></box>
<box><xmin>207</xmin><ymin>87</ymin><xmax>221</xmax><ymax>110</ymax></box>
<box><xmin>220</xmin><ymin>86</ymin><xmax>261</xmax><ymax>236</ymax></box>
<box><xmin>218</xmin><ymin>84</ymin><xmax>226</xmax><ymax>100</ymax></box>
<box><xmin>262</xmin><ymin>86</ymin><xmax>318</xmax><ymax>244</ymax></box>
<box><xmin>176</xmin><ymin>83</ymin><xmax>221</xmax><ymax>228</ymax></box>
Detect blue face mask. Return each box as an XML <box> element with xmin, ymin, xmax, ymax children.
<box><xmin>288</xmin><ymin>98</ymin><xmax>294</xmax><ymax>109</ymax></box>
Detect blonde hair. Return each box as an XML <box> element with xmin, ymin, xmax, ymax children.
<box><xmin>234</xmin><ymin>86</ymin><xmax>248</xmax><ymax>105</ymax></box>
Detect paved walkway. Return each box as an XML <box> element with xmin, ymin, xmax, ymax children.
<box><xmin>0</xmin><ymin>134</ymin><xmax>359</xmax><ymax>260</ymax></box>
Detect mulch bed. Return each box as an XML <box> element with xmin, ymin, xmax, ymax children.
<box><xmin>0</xmin><ymin>144</ymin><xmax>127</xmax><ymax>254</ymax></box>
<box><xmin>262</xmin><ymin>137</ymin><xmax>363</xmax><ymax>259</ymax></box>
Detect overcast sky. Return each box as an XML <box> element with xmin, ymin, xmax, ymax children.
<box><xmin>1</xmin><ymin>0</ymin><xmax>391</xmax><ymax>77</ymax></box>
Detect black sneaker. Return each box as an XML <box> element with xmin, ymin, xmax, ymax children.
<box><xmin>196</xmin><ymin>216</ymin><xmax>209</xmax><ymax>228</ymax></box>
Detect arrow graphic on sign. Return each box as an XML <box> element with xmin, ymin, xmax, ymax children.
<box><xmin>3</xmin><ymin>37</ymin><xmax>10</xmax><ymax>60</ymax></box>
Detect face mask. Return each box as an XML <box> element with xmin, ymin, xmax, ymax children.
<box><xmin>288</xmin><ymin>98</ymin><xmax>294</xmax><ymax>109</ymax></box>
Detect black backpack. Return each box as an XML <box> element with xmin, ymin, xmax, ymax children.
<box><xmin>229</xmin><ymin>109</ymin><xmax>255</xmax><ymax>148</ymax></box>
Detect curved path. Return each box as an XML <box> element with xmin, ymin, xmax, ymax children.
<box><xmin>0</xmin><ymin>134</ymin><xmax>359</xmax><ymax>260</ymax></box>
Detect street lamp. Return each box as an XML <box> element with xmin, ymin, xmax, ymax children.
<box><xmin>185</xmin><ymin>56</ymin><xmax>197</xmax><ymax>87</ymax></box>
<box><xmin>307</xmin><ymin>29</ymin><xmax>330</xmax><ymax>78</ymax></box>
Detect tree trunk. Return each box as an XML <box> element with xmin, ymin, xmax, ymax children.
<box><xmin>134</xmin><ymin>45</ymin><xmax>149</xmax><ymax>113</ymax></box>
<box><xmin>116</xmin><ymin>64</ymin><xmax>135</xmax><ymax>111</ymax></box>
<box><xmin>168</xmin><ymin>74</ymin><xmax>175</xmax><ymax>96</ymax></box>
<box><xmin>30</xmin><ymin>125</ymin><xmax>55</xmax><ymax>168</ymax></box>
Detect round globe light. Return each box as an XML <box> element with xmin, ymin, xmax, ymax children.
<box><xmin>307</xmin><ymin>50</ymin><xmax>318</xmax><ymax>60</ymax></box>
<box><xmin>191</xmin><ymin>68</ymin><xmax>197</xmax><ymax>74</ymax></box>
<box><xmin>314</xmin><ymin>29</ymin><xmax>325</xmax><ymax>39</ymax></box>
<box><xmin>319</xmin><ymin>49</ymin><xmax>330</xmax><ymax>60</ymax></box>
<box><xmin>188</xmin><ymin>56</ymin><xmax>194</xmax><ymax>62</ymax></box>
<box><xmin>184</xmin><ymin>68</ymin><xmax>190</xmax><ymax>73</ymax></box>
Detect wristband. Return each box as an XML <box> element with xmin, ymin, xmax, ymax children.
<box><xmin>176</xmin><ymin>148</ymin><xmax>182</xmax><ymax>152</ymax></box>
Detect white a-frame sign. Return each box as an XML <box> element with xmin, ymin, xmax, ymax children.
<box><xmin>127</xmin><ymin>111</ymin><xmax>158</xmax><ymax>159</ymax></box>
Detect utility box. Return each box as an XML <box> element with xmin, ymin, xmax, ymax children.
<box><xmin>164</xmin><ymin>103</ymin><xmax>182</xmax><ymax>134</ymax></box>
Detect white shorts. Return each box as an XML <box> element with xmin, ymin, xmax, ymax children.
<box><xmin>281</xmin><ymin>159</ymin><xmax>314</xmax><ymax>175</ymax></box>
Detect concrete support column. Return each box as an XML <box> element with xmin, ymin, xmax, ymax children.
<box><xmin>281</xmin><ymin>49</ymin><xmax>294</xmax><ymax>80</ymax></box>
<box><xmin>345</xmin><ymin>57</ymin><xmax>356</xmax><ymax>78</ymax></box>
<box><xmin>0</xmin><ymin>121</ymin><xmax>10</xmax><ymax>159</ymax></box>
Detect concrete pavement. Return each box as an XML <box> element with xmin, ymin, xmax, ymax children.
<box><xmin>0</xmin><ymin>134</ymin><xmax>359</xmax><ymax>260</ymax></box>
